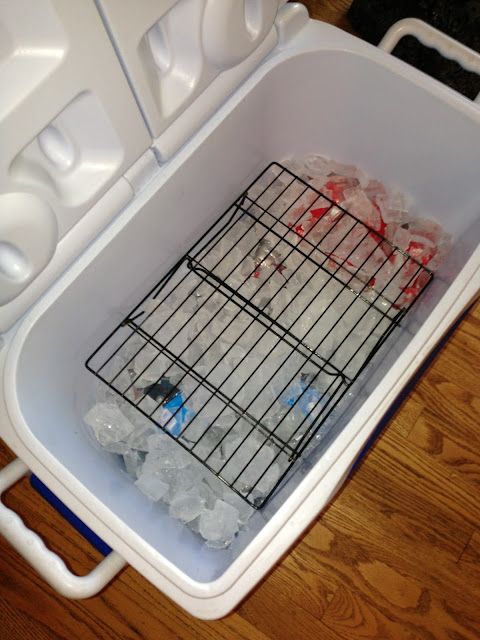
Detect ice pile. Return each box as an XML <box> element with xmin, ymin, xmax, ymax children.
<box><xmin>85</xmin><ymin>152</ymin><xmax>452</xmax><ymax>549</ymax></box>
<box><xmin>247</xmin><ymin>155</ymin><xmax>451</xmax><ymax>309</ymax></box>
<box><xmin>85</xmin><ymin>399</ymin><xmax>256</xmax><ymax>548</ymax></box>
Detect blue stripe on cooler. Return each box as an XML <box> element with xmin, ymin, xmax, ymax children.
<box><xmin>29</xmin><ymin>474</ymin><xmax>112</xmax><ymax>556</ymax></box>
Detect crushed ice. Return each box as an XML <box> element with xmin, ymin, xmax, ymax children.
<box><xmin>84</xmin><ymin>153</ymin><xmax>451</xmax><ymax>548</ymax></box>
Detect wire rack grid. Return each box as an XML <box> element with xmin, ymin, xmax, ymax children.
<box><xmin>86</xmin><ymin>162</ymin><xmax>433</xmax><ymax>508</ymax></box>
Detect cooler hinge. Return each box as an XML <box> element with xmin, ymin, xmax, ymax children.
<box><xmin>123</xmin><ymin>149</ymin><xmax>160</xmax><ymax>195</ymax></box>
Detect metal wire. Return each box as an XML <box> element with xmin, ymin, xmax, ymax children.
<box><xmin>86</xmin><ymin>162</ymin><xmax>433</xmax><ymax>508</ymax></box>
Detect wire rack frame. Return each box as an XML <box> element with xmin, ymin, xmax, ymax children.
<box><xmin>86</xmin><ymin>162</ymin><xmax>433</xmax><ymax>508</ymax></box>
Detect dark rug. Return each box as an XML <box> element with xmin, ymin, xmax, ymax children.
<box><xmin>348</xmin><ymin>0</ymin><xmax>480</xmax><ymax>99</ymax></box>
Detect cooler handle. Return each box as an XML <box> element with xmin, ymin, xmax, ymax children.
<box><xmin>0</xmin><ymin>458</ymin><xmax>126</xmax><ymax>599</ymax></box>
<box><xmin>379</xmin><ymin>18</ymin><xmax>480</xmax><ymax>104</ymax></box>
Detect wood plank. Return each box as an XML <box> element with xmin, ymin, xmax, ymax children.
<box><xmin>414</xmin><ymin>372</ymin><xmax>480</xmax><ymax>443</ymax></box>
<box><xmin>300</xmin><ymin>0</ymin><xmax>354</xmax><ymax>31</ymax></box>
<box><xmin>375</xmin><ymin>433</ymin><xmax>480</xmax><ymax>528</ymax></box>
<box><xmin>322</xmin><ymin>584</ymin><xmax>426</xmax><ymax>640</ymax></box>
<box><xmin>0</xmin><ymin>526</ymin><xmax>272</xmax><ymax>640</ymax></box>
<box><xmin>458</xmin><ymin>530</ymin><xmax>480</xmax><ymax>575</ymax></box>
<box><xmin>261</xmin><ymin>544</ymin><xmax>337</xmax><ymax>619</ymax></box>
<box><xmin>319</xmin><ymin>491</ymin><xmax>478</xmax><ymax>614</ymax></box>
<box><xmin>408</xmin><ymin>409</ymin><xmax>480</xmax><ymax>487</ymax></box>
<box><xmin>387</xmin><ymin>390</ymin><xmax>424</xmax><ymax>438</ymax></box>
<box><xmin>342</xmin><ymin>441</ymin><xmax>475</xmax><ymax>558</ymax></box>
<box><xmin>239</xmin><ymin>582</ymin><xmax>334</xmax><ymax>640</ymax></box>
<box><xmin>0</xmin><ymin>598</ymin><xmax>58</xmax><ymax>640</ymax></box>
<box><xmin>322</xmin><ymin>583</ymin><xmax>480</xmax><ymax>640</ymax></box>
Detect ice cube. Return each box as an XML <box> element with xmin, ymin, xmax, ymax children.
<box><xmin>327</xmin><ymin>160</ymin><xmax>359</xmax><ymax>179</ymax></box>
<box><xmin>187</xmin><ymin>385</ymin><xmax>214</xmax><ymax>415</ymax></box>
<box><xmin>307</xmin><ymin>174</ymin><xmax>329</xmax><ymax>192</ymax></box>
<box><xmin>222</xmin><ymin>434</ymin><xmax>276</xmax><ymax>493</ymax></box>
<box><xmin>303</xmin><ymin>153</ymin><xmax>330</xmax><ymax>179</ymax></box>
<box><xmin>195</xmin><ymin>481</ymin><xmax>218</xmax><ymax>509</ymax></box>
<box><xmin>341</xmin><ymin>188</ymin><xmax>382</xmax><ymax>232</ymax></box>
<box><xmin>281</xmin><ymin>158</ymin><xmax>310</xmax><ymax>182</ymax></box>
<box><xmin>355</xmin><ymin>167</ymin><xmax>370</xmax><ymax>189</ymax></box>
<box><xmin>135</xmin><ymin>393</ymin><xmax>160</xmax><ymax>418</ymax></box>
<box><xmin>264</xmin><ymin>407</ymin><xmax>301</xmax><ymax>443</ymax></box>
<box><xmin>133</xmin><ymin>344</ymin><xmax>165</xmax><ymax>382</ymax></box>
<box><xmin>222</xmin><ymin>435</ymin><xmax>244</xmax><ymax>461</ymax></box>
<box><xmin>146</xmin><ymin>433</ymin><xmax>192</xmax><ymax>468</ymax></box>
<box><xmin>207</xmin><ymin>307</ymin><xmax>247</xmax><ymax>348</ymax></box>
<box><xmin>168</xmin><ymin>464</ymin><xmax>202</xmax><ymax>497</ymax></box>
<box><xmin>198</xmin><ymin>499</ymin><xmax>240</xmax><ymax>547</ymax></box>
<box><xmin>349</xmin><ymin>304</ymin><xmax>382</xmax><ymax>339</ymax></box>
<box><xmin>180</xmin><ymin>279</ymin><xmax>210</xmax><ymax>311</ymax></box>
<box><xmin>402</xmin><ymin>217</ymin><xmax>452</xmax><ymax>270</ymax></box>
<box><xmin>261</xmin><ymin>282</ymin><xmax>293</xmax><ymax>319</ymax></box>
<box><xmin>410</xmin><ymin>217</ymin><xmax>443</xmax><ymax>239</ymax></box>
<box><xmin>135</xmin><ymin>471</ymin><xmax>169</xmax><ymax>501</ymax></box>
<box><xmin>222</xmin><ymin>489</ymin><xmax>255</xmax><ymax>525</ymax></box>
<box><xmin>203</xmin><ymin>472</ymin><xmax>229</xmax><ymax>497</ymax></box>
<box><xmin>214</xmin><ymin>407</ymin><xmax>239</xmax><ymax>431</ymax></box>
<box><xmin>247</xmin><ymin>166</ymin><xmax>286</xmax><ymax>202</ymax></box>
<box><xmin>127</xmin><ymin>423</ymin><xmax>158</xmax><ymax>451</ymax></box>
<box><xmin>428</xmin><ymin>236</ymin><xmax>451</xmax><ymax>271</ymax></box>
<box><xmin>140</xmin><ymin>298</ymin><xmax>165</xmax><ymax>334</ymax></box>
<box><xmin>169</xmin><ymin>491</ymin><xmax>205</xmax><ymax>523</ymax></box>
<box><xmin>363</xmin><ymin>179</ymin><xmax>387</xmax><ymax>203</ymax></box>
<box><xmin>191</xmin><ymin>427</ymin><xmax>226</xmax><ymax>467</ymax></box>
<box><xmin>345</xmin><ymin>232</ymin><xmax>384</xmax><ymax>274</ymax></box>
<box><xmin>123</xmin><ymin>450</ymin><xmax>143</xmax><ymax>478</ymax></box>
<box><xmin>256</xmin><ymin>462</ymin><xmax>280</xmax><ymax>496</ymax></box>
<box><xmin>284</xmin><ymin>190</ymin><xmax>321</xmax><ymax>232</ymax></box>
<box><xmin>391</xmin><ymin>226</ymin><xmax>411</xmax><ymax>252</ymax></box>
<box><xmin>388</xmin><ymin>191</ymin><xmax>409</xmax><ymax>213</ymax></box>
<box><xmin>84</xmin><ymin>402</ymin><xmax>135</xmax><ymax>447</ymax></box>
<box><xmin>314</xmin><ymin>207</ymin><xmax>354</xmax><ymax>253</ymax></box>
<box><xmin>180</xmin><ymin>413</ymin><xmax>210</xmax><ymax>444</ymax></box>
<box><xmin>408</xmin><ymin>233</ymin><xmax>435</xmax><ymax>264</ymax></box>
<box><xmin>118</xmin><ymin>400</ymin><xmax>154</xmax><ymax>429</ymax></box>
<box><xmin>323</xmin><ymin>175</ymin><xmax>359</xmax><ymax>205</ymax></box>
<box><xmin>101</xmin><ymin>354</ymin><xmax>136</xmax><ymax>396</ymax></box>
<box><xmin>103</xmin><ymin>441</ymin><xmax>131</xmax><ymax>455</ymax></box>
<box><xmin>380</xmin><ymin>205</ymin><xmax>407</xmax><ymax>226</ymax></box>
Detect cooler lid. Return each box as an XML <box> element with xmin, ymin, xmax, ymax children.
<box><xmin>0</xmin><ymin>0</ymin><xmax>307</xmax><ymax>332</ymax></box>
<box><xmin>96</xmin><ymin>0</ymin><xmax>287</xmax><ymax>160</ymax></box>
<box><xmin>0</xmin><ymin>0</ymin><xmax>153</xmax><ymax>331</ymax></box>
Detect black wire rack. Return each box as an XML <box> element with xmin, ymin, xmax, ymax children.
<box><xmin>86</xmin><ymin>162</ymin><xmax>433</xmax><ymax>509</ymax></box>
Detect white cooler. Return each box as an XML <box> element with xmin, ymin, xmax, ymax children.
<box><xmin>0</xmin><ymin>0</ymin><xmax>479</xmax><ymax>620</ymax></box>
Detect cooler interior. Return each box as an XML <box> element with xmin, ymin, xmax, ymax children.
<box><xmin>13</xmin><ymin>50</ymin><xmax>480</xmax><ymax>583</ymax></box>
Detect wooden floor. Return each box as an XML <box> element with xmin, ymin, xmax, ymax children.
<box><xmin>1</xmin><ymin>3</ymin><xmax>480</xmax><ymax>639</ymax></box>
